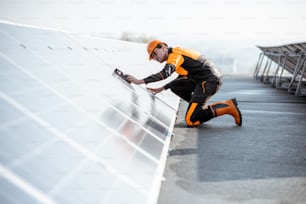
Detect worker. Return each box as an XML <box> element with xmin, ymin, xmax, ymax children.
<box><xmin>126</xmin><ymin>40</ymin><xmax>242</xmax><ymax>127</ymax></box>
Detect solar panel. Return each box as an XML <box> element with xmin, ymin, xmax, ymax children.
<box><xmin>0</xmin><ymin>22</ymin><xmax>179</xmax><ymax>204</ymax></box>
<box><xmin>254</xmin><ymin>42</ymin><xmax>306</xmax><ymax>96</ymax></box>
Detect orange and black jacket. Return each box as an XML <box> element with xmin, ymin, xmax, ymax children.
<box><xmin>143</xmin><ymin>47</ymin><xmax>221</xmax><ymax>89</ymax></box>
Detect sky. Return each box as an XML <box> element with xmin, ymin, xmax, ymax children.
<box><xmin>0</xmin><ymin>0</ymin><xmax>305</xmax><ymax>47</ymax></box>
<box><xmin>0</xmin><ymin>0</ymin><xmax>305</xmax><ymax>73</ymax></box>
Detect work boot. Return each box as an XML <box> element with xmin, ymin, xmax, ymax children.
<box><xmin>211</xmin><ymin>98</ymin><xmax>242</xmax><ymax>126</ymax></box>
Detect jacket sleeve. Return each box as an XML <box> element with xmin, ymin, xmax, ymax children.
<box><xmin>143</xmin><ymin>64</ymin><xmax>176</xmax><ymax>84</ymax></box>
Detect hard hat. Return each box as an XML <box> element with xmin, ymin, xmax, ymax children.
<box><xmin>147</xmin><ymin>40</ymin><xmax>166</xmax><ymax>60</ymax></box>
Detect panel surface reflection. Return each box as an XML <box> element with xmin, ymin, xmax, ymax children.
<box><xmin>0</xmin><ymin>22</ymin><xmax>179</xmax><ymax>204</ymax></box>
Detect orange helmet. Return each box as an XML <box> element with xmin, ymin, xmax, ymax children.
<box><xmin>147</xmin><ymin>40</ymin><xmax>167</xmax><ymax>60</ymax></box>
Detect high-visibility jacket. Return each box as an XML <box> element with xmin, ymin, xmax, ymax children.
<box><xmin>143</xmin><ymin>47</ymin><xmax>222</xmax><ymax>89</ymax></box>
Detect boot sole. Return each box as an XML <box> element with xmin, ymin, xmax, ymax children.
<box><xmin>232</xmin><ymin>98</ymin><xmax>242</xmax><ymax>126</ymax></box>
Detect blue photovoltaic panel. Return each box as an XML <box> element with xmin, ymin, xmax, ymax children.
<box><xmin>0</xmin><ymin>22</ymin><xmax>179</xmax><ymax>204</ymax></box>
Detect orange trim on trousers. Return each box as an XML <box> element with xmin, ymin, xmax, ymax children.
<box><xmin>185</xmin><ymin>103</ymin><xmax>201</xmax><ymax>126</ymax></box>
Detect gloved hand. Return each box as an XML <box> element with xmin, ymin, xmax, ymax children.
<box><xmin>147</xmin><ymin>87</ymin><xmax>165</xmax><ymax>95</ymax></box>
<box><xmin>126</xmin><ymin>75</ymin><xmax>145</xmax><ymax>84</ymax></box>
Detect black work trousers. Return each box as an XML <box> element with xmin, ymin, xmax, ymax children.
<box><xmin>170</xmin><ymin>77</ymin><xmax>222</xmax><ymax>126</ymax></box>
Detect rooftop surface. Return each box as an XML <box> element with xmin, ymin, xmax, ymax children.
<box><xmin>158</xmin><ymin>75</ymin><xmax>306</xmax><ymax>204</ymax></box>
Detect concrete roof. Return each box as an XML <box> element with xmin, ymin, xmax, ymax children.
<box><xmin>158</xmin><ymin>75</ymin><xmax>306</xmax><ymax>204</ymax></box>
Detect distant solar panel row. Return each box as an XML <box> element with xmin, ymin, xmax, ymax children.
<box><xmin>254</xmin><ymin>42</ymin><xmax>306</xmax><ymax>96</ymax></box>
<box><xmin>0</xmin><ymin>22</ymin><xmax>179</xmax><ymax>204</ymax></box>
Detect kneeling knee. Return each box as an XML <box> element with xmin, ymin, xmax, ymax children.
<box><xmin>185</xmin><ymin>116</ymin><xmax>201</xmax><ymax>127</ymax></box>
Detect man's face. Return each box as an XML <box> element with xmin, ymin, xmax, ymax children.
<box><xmin>151</xmin><ymin>45</ymin><xmax>168</xmax><ymax>63</ymax></box>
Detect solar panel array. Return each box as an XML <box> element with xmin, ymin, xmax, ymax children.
<box><xmin>0</xmin><ymin>22</ymin><xmax>179</xmax><ymax>204</ymax></box>
<box><xmin>254</xmin><ymin>42</ymin><xmax>306</xmax><ymax>96</ymax></box>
